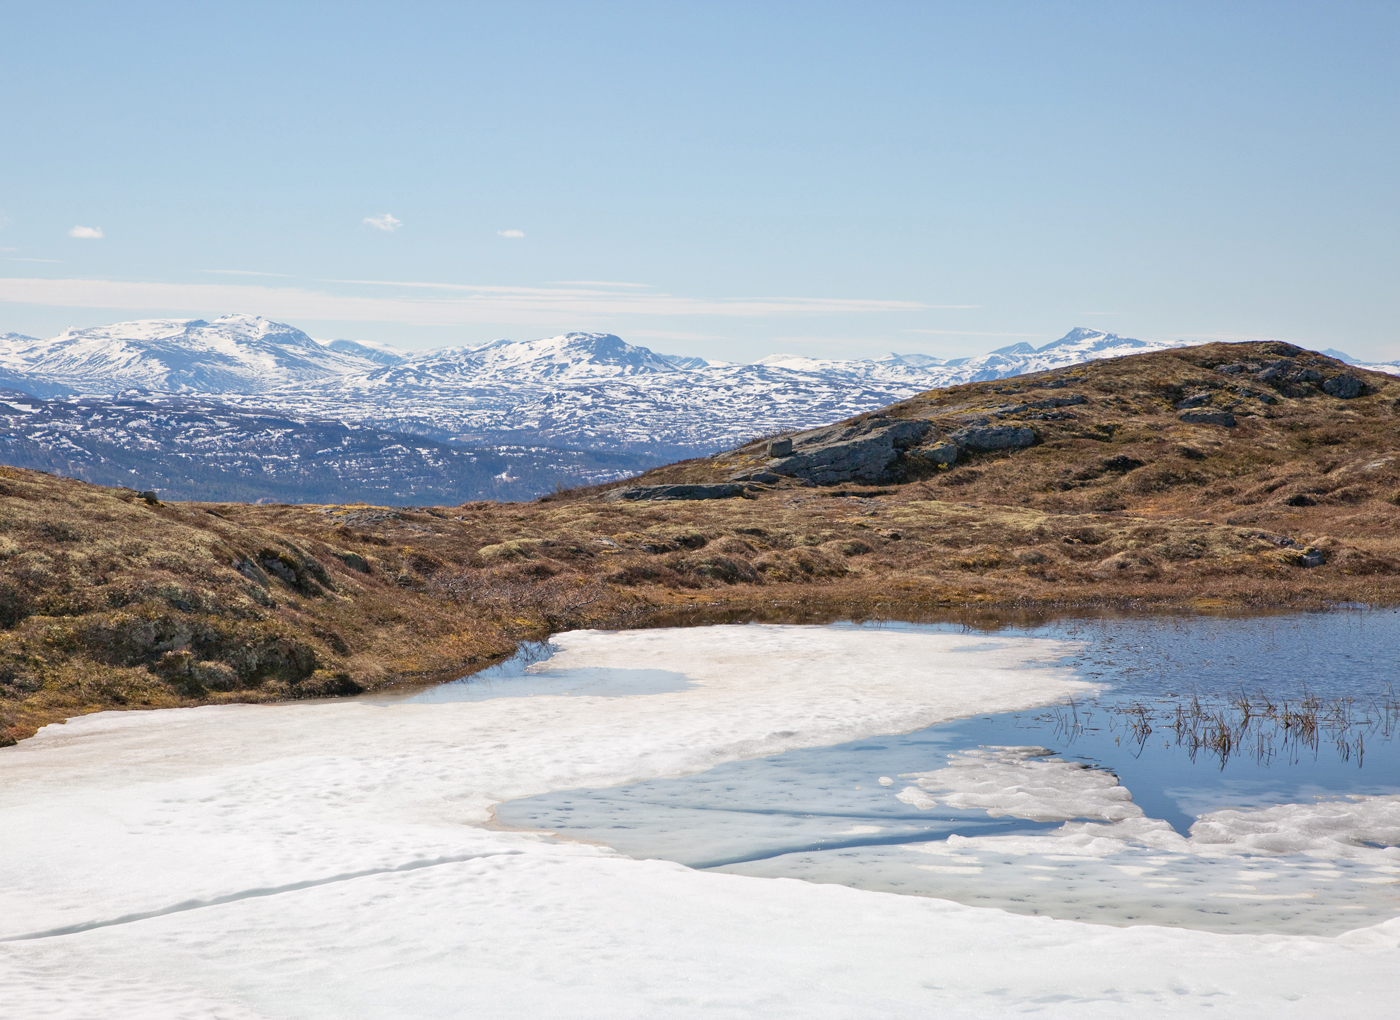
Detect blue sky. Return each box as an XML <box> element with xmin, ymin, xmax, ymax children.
<box><xmin>2</xmin><ymin>1</ymin><xmax>1397</xmax><ymax>361</ymax></box>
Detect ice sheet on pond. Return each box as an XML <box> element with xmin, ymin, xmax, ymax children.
<box><xmin>501</xmin><ymin>736</ymin><xmax>1400</xmax><ymax>934</ymax></box>
<box><xmin>713</xmin><ymin>747</ymin><xmax>1400</xmax><ymax>935</ymax></box>
<box><xmin>719</xmin><ymin>840</ymin><xmax>1400</xmax><ymax>935</ymax></box>
<box><xmin>498</xmin><ymin>622</ymin><xmax>1400</xmax><ymax>938</ymax></box>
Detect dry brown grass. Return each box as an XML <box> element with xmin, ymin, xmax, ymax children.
<box><xmin>4</xmin><ymin>340</ymin><xmax>1399</xmax><ymax>743</ymax></box>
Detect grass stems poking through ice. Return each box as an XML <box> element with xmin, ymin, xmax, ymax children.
<box><xmin>1048</xmin><ymin>688</ymin><xmax>1400</xmax><ymax>769</ymax></box>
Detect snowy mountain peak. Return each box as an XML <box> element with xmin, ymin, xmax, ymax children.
<box><xmin>1038</xmin><ymin>327</ymin><xmax>1160</xmax><ymax>353</ymax></box>
<box><xmin>413</xmin><ymin>332</ymin><xmax>681</xmax><ymax>380</ymax></box>
<box><xmin>0</xmin><ymin>314</ymin><xmax>387</xmax><ymax>395</ymax></box>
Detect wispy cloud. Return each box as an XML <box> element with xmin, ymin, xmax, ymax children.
<box><xmin>554</xmin><ymin>280</ymin><xmax>651</xmax><ymax>288</ymax></box>
<box><xmin>0</xmin><ymin>276</ymin><xmax>938</xmax><ymax>327</ymax></box>
<box><xmin>625</xmin><ymin>329</ymin><xmax>728</xmax><ymax>342</ymax></box>
<box><xmin>202</xmin><ymin>269</ymin><xmax>293</xmax><ymax>277</ymax></box>
<box><xmin>68</xmin><ymin>226</ymin><xmax>104</xmax><ymax>239</ymax></box>
<box><xmin>497</xmin><ymin>229</ymin><xmax>525</xmax><ymax>238</ymax></box>
<box><xmin>901</xmin><ymin>329</ymin><xmax>1039</xmax><ymax>337</ymax></box>
<box><xmin>7</xmin><ymin>257</ymin><xmax>63</xmax><ymax>263</ymax></box>
<box><xmin>363</xmin><ymin>214</ymin><xmax>402</xmax><ymax>232</ymax></box>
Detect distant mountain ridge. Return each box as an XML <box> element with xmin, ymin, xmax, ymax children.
<box><xmin>0</xmin><ymin>314</ymin><xmax>389</xmax><ymax>395</ymax></box>
<box><xmin>4</xmin><ymin>314</ymin><xmax>1393</xmax><ymax>501</ymax></box>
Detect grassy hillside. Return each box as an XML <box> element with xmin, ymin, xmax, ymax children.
<box><xmin>4</xmin><ymin>340</ymin><xmax>1398</xmax><ymax>744</ymax></box>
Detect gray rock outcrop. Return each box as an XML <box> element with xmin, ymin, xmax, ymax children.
<box><xmin>764</xmin><ymin>417</ymin><xmax>934</xmax><ymax>485</ymax></box>
<box><xmin>1178</xmin><ymin>410</ymin><xmax>1237</xmax><ymax>427</ymax></box>
<box><xmin>946</xmin><ymin>424</ymin><xmax>1036</xmax><ymax>452</ymax></box>
<box><xmin>753</xmin><ymin>407</ymin><xmax>1043</xmax><ymax>486</ymax></box>
<box><xmin>606</xmin><ymin>483</ymin><xmax>746</xmax><ymax>501</ymax></box>
<box><xmin>1323</xmin><ymin>374</ymin><xmax>1362</xmax><ymax>399</ymax></box>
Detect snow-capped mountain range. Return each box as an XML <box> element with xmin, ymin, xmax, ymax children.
<box><xmin>3</xmin><ymin>313</ymin><xmax>1393</xmax><ymax>501</ymax></box>
<box><xmin>0</xmin><ymin>315</ymin><xmax>1210</xmax><ymax>451</ymax></box>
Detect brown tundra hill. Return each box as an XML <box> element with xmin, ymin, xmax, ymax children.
<box><xmin>3</xmin><ymin>339</ymin><xmax>1399</xmax><ymax>744</ymax></box>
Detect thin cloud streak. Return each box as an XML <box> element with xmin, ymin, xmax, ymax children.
<box><xmin>202</xmin><ymin>269</ymin><xmax>293</xmax><ymax>277</ymax></box>
<box><xmin>7</xmin><ymin>257</ymin><xmax>63</xmax><ymax>264</ymax></box>
<box><xmin>0</xmin><ymin>277</ymin><xmax>939</xmax><ymax>326</ymax></box>
<box><xmin>553</xmin><ymin>280</ymin><xmax>652</xmax><ymax>288</ymax></box>
<box><xmin>68</xmin><ymin>226</ymin><xmax>104</xmax><ymax>239</ymax></box>
<box><xmin>902</xmin><ymin>329</ymin><xmax>1040</xmax><ymax>337</ymax></box>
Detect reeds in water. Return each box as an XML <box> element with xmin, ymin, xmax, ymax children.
<box><xmin>1049</xmin><ymin>685</ymin><xmax>1399</xmax><ymax>769</ymax></box>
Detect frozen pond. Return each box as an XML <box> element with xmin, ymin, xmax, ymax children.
<box><xmin>6</xmin><ymin>618</ymin><xmax>1400</xmax><ymax>1017</ymax></box>
<box><xmin>496</xmin><ymin>611</ymin><xmax>1400</xmax><ymax>935</ymax></box>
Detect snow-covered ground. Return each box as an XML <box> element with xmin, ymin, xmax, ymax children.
<box><xmin>3</xmin><ymin>625</ymin><xmax>1398</xmax><ymax>1018</ymax></box>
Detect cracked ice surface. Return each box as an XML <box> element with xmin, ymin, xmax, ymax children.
<box><xmin>717</xmin><ymin>745</ymin><xmax>1400</xmax><ymax>934</ymax></box>
<box><xmin>2</xmin><ymin>624</ymin><xmax>1399</xmax><ymax>1018</ymax></box>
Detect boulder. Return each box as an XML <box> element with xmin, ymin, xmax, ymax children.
<box><xmin>1284</xmin><ymin>547</ymin><xmax>1326</xmax><ymax>568</ymax></box>
<box><xmin>606</xmin><ymin>484</ymin><xmax>746</xmax><ymax>502</ymax></box>
<box><xmin>1178</xmin><ymin>410</ymin><xmax>1236</xmax><ymax>427</ymax></box>
<box><xmin>766</xmin><ymin>438</ymin><xmax>793</xmax><ymax>457</ymax></box>
<box><xmin>728</xmin><ymin>471</ymin><xmax>781</xmax><ymax>484</ymax></box>
<box><xmin>913</xmin><ymin>440</ymin><xmax>959</xmax><ymax>467</ymax></box>
<box><xmin>1323</xmin><ymin>374</ymin><xmax>1363</xmax><ymax>399</ymax></box>
<box><xmin>947</xmin><ymin>424</ymin><xmax>1036</xmax><ymax>452</ymax></box>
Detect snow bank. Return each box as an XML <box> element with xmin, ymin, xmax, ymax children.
<box><xmin>902</xmin><ymin>749</ymin><xmax>1400</xmax><ymax>865</ymax></box>
<box><xmin>2</xmin><ymin>624</ymin><xmax>1398</xmax><ymax>1018</ymax></box>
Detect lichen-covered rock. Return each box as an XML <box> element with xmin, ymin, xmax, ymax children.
<box><xmin>1283</xmin><ymin>547</ymin><xmax>1327</xmax><ymax>568</ymax></box>
<box><xmin>913</xmin><ymin>440</ymin><xmax>959</xmax><ymax>467</ymax></box>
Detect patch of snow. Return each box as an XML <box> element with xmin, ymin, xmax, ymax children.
<box><xmin>895</xmin><ymin>745</ymin><xmax>1140</xmax><ymax>822</ymax></box>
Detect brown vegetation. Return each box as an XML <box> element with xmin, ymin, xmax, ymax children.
<box><xmin>4</xmin><ymin>340</ymin><xmax>1399</xmax><ymax>743</ymax></box>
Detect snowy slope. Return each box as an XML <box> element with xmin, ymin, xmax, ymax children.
<box><xmin>928</xmin><ymin>327</ymin><xmax>1184</xmax><ymax>382</ymax></box>
<box><xmin>316</xmin><ymin>336</ymin><xmax>407</xmax><ymax>367</ymax></box>
<box><xmin>0</xmin><ymin>314</ymin><xmax>385</xmax><ymax>394</ymax></box>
